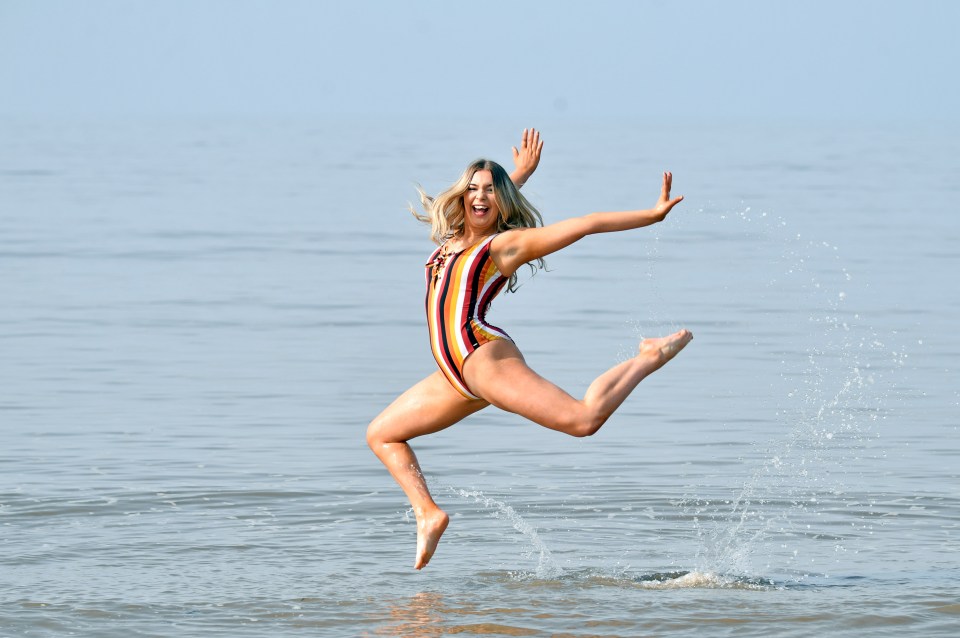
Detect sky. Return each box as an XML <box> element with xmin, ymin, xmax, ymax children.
<box><xmin>1</xmin><ymin>0</ymin><xmax>958</xmax><ymax>122</ymax></box>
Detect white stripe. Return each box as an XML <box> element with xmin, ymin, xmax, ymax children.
<box><xmin>450</xmin><ymin>240</ymin><xmax>484</xmax><ymax>360</ymax></box>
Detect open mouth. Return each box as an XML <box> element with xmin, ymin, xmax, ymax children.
<box><xmin>472</xmin><ymin>205</ymin><xmax>490</xmax><ymax>214</ymax></box>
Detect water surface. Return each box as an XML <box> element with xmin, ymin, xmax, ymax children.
<box><xmin>1</xmin><ymin>117</ymin><xmax>958</xmax><ymax>636</ymax></box>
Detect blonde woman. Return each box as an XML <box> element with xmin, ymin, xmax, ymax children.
<box><xmin>367</xmin><ymin>129</ymin><xmax>692</xmax><ymax>569</ymax></box>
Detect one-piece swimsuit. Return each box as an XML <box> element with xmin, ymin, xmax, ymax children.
<box><xmin>424</xmin><ymin>234</ymin><xmax>512</xmax><ymax>399</ymax></box>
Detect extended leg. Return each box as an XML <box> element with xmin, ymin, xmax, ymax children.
<box><xmin>366</xmin><ymin>371</ymin><xmax>487</xmax><ymax>569</ymax></box>
<box><xmin>464</xmin><ymin>329</ymin><xmax>692</xmax><ymax>437</ymax></box>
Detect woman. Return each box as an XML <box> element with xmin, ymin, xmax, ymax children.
<box><xmin>366</xmin><ymin>129</ymin><xmax>692</xmax><ymax>569</ymax></box>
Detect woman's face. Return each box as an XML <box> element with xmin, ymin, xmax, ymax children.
<box><xmin>462</xmin><ymin>170</ymin><xmax>500</xmax><ymax>234</ymax></box>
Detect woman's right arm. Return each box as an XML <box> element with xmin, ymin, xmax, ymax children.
<box><xmin>493</xmin><ymin>172</ymin><xmax>683</xmax><ymax>276</ymax></box>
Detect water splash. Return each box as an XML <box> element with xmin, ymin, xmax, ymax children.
<box><xmin>481</xmin><ymin>567</ymin><xmax>778</xmax><ymax>590</ymax></box>
<box><xmin>450</xmin><ymin>488</ymin><xmax>563</xmax><ymax>579</ymax></box>
<box><xmin>674</xmin><ymin>205</ymin><xmax>904</xmax><ymax>582</ymax></box>
<box><xmin>632</xmin><ymin>570</ymin><xmax>775</xmax><ymax>590</ymax></box>
<box><xmin>693</xmin><ymin>367</ymin><xmax>890</xmax><ymax>579</ymax></box>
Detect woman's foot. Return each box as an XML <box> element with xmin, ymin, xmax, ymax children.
<box><xmin>638</xmin><ymin>329</ymin><xmax>693</xmax><ymax>368</ymax></box>
<box><xmin>414</xmin><ymin>507</ymin><xmax>449</xmax><ymax>570</ymax></box>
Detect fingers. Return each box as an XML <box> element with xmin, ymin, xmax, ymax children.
<box><xmin>520</xmin><ymin>128</ymin><xmax>543</xmax><ymax>153</ymax></box>
<box><xmin>659</xmin><ymin>172</ymin><xmax>683</xmax><ymax>212</ymax></box>
<box><xmin>661</xmin><ymin>171</ymin><xmax>681</xmax><ymax>197</ymax></box>
<box><xmin>530</xmin><ymin>128</ymin><xmax>543</xmax><ymax>154</ymax></box>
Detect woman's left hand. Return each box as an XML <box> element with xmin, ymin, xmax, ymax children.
<box><xmin>654</xmin><ymin>171</ymin><xmax>684</xmax><ymax>219</ymax></box>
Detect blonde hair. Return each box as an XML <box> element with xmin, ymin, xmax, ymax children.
<box><xmin>410</xmin><ymin>159</ymin><xmax>545</xmax><ymax>290</ymax></box>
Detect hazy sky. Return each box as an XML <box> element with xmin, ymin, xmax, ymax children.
<box><xmin>1</xmin><ymin>0</ymin><xmax>957</xmax><ymax>122</ymax></box>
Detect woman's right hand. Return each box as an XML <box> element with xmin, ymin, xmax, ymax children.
<box><xmin>510</xmin><ymin>128</ymin><xmax>543</xmax><ymax>187</ymax></box>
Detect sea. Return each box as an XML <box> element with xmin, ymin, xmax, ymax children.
<box><xmin>1</xmin><ymin>116</ymin><xmax>958</xmax><ymax>636</ymax></box>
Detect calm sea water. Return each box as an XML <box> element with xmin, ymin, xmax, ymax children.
<box><xmin>1</xmin><ymin>117</ymin><xmax>958</xmax><ymax>636</ymax></box>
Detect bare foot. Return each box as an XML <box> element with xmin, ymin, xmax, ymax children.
<box><xmin>638</xmin><ymin>329</ymin><xmax>693</xmax><ymax>369</ymax></box>
<box><xmin>414</xmin><ymin>508</ymin><xmax>449</xmax><ymax>570</ymax></box>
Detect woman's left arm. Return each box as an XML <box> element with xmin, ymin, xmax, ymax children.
<box><xmin>509</xmin><ymin>128</ymin><xmax>543</xmax><ymax>188</ymax></box>
<box><xmin>493</xmin><ymin>172</ymin><xmax>683</xmax><ymax>276</ymax></box>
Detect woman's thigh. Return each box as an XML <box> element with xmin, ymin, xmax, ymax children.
<box><xmin>368</xmin><ymin>371</ymin><xmax>489</xmax><ymax>443</ymax></box>
<box><xmin>463</xmin><ymin>340</ymin><xmax>583</xmax><ymax>432</ymax></box>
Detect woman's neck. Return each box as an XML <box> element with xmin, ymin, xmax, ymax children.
<box><xmin>451</xmin><ymin>229</ymin><xmax>494</xmax><ymax>251</ymax></box>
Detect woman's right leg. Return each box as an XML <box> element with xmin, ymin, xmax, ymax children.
<box><xmin>366</xmin><ymin>371</ymin><xmax>488</xmax><ymax>569</ymax></box>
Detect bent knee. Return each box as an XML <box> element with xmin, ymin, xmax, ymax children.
<box><xmin>558</xmin><ymin>412</ymin><xmax>608</xmax><ymax>438</ymax></box>
<box><xmin>365</xmin><ymin>413</ymin><xmax>414</xmax><ymax>451</ymax></box>
<box><xmin>365</xmin><ymin>419</ymin><xmax>386</xmax><ymax>450</ymax></box>
<box><xmin>574</xmin><ymin>416</ymin><xmax>607</xmax><ymax>437</ymax></box>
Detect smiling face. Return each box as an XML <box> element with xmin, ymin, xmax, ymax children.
<box><xmin>462</xmin><ymin>169</ymin><xmax>500</xmax><ymax>235</ymax></box>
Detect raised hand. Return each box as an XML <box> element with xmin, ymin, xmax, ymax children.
<box><xmin>654</xmin><ymin>171</ymin><xmax>684</xmax><ymax>218</ymax></box>
<box><xmin>510</xmin><ymin>128</ymin><xmax>544</xmax><ymax>186</ymax></box>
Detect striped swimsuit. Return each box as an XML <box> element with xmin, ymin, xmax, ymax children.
<box><xmin>425</xmin><ymin>234</ymin><xmax>511</xmax><ymax>399</ymax></box>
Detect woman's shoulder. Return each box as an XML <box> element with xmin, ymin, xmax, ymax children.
<box><xmin>489</xmin><ymin>228</ymin><xmax>529</xmax><ymax>252</ymax></box>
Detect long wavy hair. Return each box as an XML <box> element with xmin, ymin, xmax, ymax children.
<box><xmin>410</xmin><ymin>159</ymin><xmax>545</xmax><ymax>291</ymax></box>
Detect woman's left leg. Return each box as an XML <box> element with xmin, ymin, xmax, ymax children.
<box><xmin>463</xmin><ymin>330</ymin><xmax>692</xmax><ymax>437</ymax></box>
